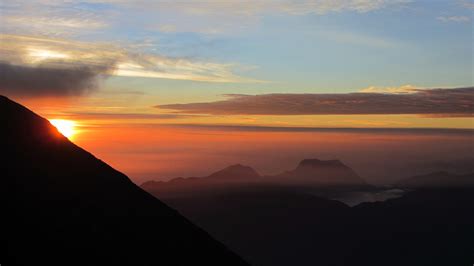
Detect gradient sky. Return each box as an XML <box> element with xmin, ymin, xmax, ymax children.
<box><xmin>0</xmin><ymin>0</ymin><xmax>473</xmax><ymax>183</ymax></box>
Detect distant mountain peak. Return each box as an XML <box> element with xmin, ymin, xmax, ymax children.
<box><xmin>226</xmin><ymin>164</ymin><xmax>255</xmax><ymax>171</ymax></box>
<box><xmin>271</xmin><ymin>158</ymin><xmax>368</xmax><ymax>187</ymax></box>
<box><xmin>208</xmin><ymin>164</ymin><xmax>261</xmax><ymax>179</ymax></box>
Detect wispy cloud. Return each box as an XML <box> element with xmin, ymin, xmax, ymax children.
<box><xmin>461</xmin><ymin>0</ymin><xmax>474</xmax><ymax>10</ymax></box>
<box><xmin>155</xmin><ymin>0</ymin><xmax>412</xmax><ymax>16</ymax></box>
<box><xmin>437</xmin><ymin>16</ymin><xmax>471</xmax><ymax>23</ymax></box>
<box><xmin>157</xmin><ymin>87</ymin><xmax>474</xmax><ymax>117</ymax></box>
<box><xmin>4</xmin><ymin>14</ymin><xmax>107</xmax><ymax>31</ymax></box>
<box><xmin>0</xmin><ymin>0</ymin><xmax>413</xmax><ymax>36</ymax></box>
<box><xmin>0</xmin><ymin>2</ymin><xmax>109</xmax><ymax>37</ymax></box>
<box><xmin>359</xmin><ymin>85</ymin><xmax>420</xmax><ymax>94</ymax></box>
<box><xmin>133</xmin><ymin>0</ymin><xmax>412</xmax><ymax>34</ymax></box>
<box><xmin>277</xmin><ymin>0</ymin><xmax>412</xmax><ymax>15</ymax></box>
<box><xmin>0</xmin><ymin>34</ymin><xmax>259</xmax><ymax>97</ymax></box>
<box><xmin>316</xmin><ymin>30</ymin><xmax>401</xmax><ymax>48</ymax></box>
<box><xmin>58</xmin><ymin>111</ymin><xmax>202</xmax><ymax>120</ymax></box>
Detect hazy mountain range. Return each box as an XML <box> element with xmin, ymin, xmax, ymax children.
<box><xmin>142</xmin><ymin>157</ymin><xmax>474</xmax><ymax>198</ymax></box>
<box><xmin>142</xmin><ymin>158</ymin><xmax>371</xmax><ymax>198</ymax></box>
<box><xmin>2</xmin><ymin>95</ymin><xmax>473</xmax><ymax>266</ymax></box>
<box><xmin>142</xmin><ymin>156</ymin><xmax>474</xmax><ymax>266</ymax></box>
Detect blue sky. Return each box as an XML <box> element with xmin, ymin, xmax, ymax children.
<box><xmin>0</xmin><ymin>0</ymin><xmax>472</xmax><ymax>123</ymax></box>
<box><xmin>99</xmin><ymin>0</ymin><xmax>472</xmax><ymax>97</ymax></box>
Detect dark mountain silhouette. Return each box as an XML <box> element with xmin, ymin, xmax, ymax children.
<box><xmin>396</xmin><ymin>171</ymin><xmax>474</xmax><ymax>188</ymax></box>
<box><xmin>347</xmin><ymin>188</ymin><xmax>474</xmax><ymax>266</ymax></box>
<box><xmin>269</xmin><ymin>159</ymin><xmax>368</xmax><ymax>187</ymax></box>
<box><xmin>142</xmin><ymin>164</ymin><xmax>474</xmax><ymax>266</ymax></box>
<box><xmin>0</xmin><ymin>95</ymin><xmax>249</xmax><ymax>266</ymax></box>
<box><xmin>149</xmin><ymin>185</ymin><xmax>353</xmax><ymax>266</ymax></box>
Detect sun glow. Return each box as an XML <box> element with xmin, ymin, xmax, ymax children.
<box><xmin>49</xmin><ymin>119</ymin><xmax>77</xmax><ymax>139</ymax></box>
<box><xmin>27</xmin><ymin>48</ymin><xmax>70</xmax><ymax>63</ymax></box>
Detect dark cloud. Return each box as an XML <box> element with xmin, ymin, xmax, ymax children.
<box><xmin>0</xmin><ymin>62</ymin><xmax>113</xmax><ymax>97</ymax></box>
<box><xmin>158</xmin><ymin>87</ymin><xmax>474</xmax><ymax>116</ymax></box>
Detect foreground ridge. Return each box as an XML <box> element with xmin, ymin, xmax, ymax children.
<box><xmin>0</xmin><ymin>95</ymin><xmax>249</xmax><ymax>266</ymax></box>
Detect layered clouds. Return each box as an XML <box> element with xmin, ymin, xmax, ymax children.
<box><xmin>0</xmin><ymin>0</ymin><xmax>471</xmax><ymax>106</ymax></box>
<box><xmin>0</xmin><ymin>34</ymin><xmax>257</xmax><ymax>97</ymax></box>
<box><xmin>1</xmin><ymin>1</ymin><xmax>412</xmax><ymax>34</ymax></box>
<box><xmin>158</xmin><ymin>87</ymin><xmax>474</xmax><ymax>117</ymax></box>
<box><xmin>437</xmin><ymin>16</ymin><xmax>471</xmax><ymax>23</ymax></box>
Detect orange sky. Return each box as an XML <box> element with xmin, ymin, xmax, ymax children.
<box><xmin>1</xmin><ymin>1</ymin><xmax>473</xmax><ymax>187</ymax></box>
<box><xmin>1</xmin><ymin>96</ymin><xmax>464</xmax><ymax>185</ymax></box>
<box><xmin>0</xmin><ymin>96</ymin><xmax>464</xmax><ymax>185</ymax></box>
<box><xmin>16</xmin><ymin>95</ymin><xmax>474</xmax><ymax>130</ymax></box>
<box><xmin>69</xmin><ymin>123</ymin><xmax>473</xmax><ymax>185</ymax></box>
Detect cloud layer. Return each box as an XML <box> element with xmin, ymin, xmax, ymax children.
<box><xmin>0</xmin><ymin>34</ymin><xmax>258</xmax><ymax>97</ymax></box>
<box><xmin>0</xmin><ymin>0</ymin><xmax>412</xmax><ymax>36</ymax></box>
<box><xmin>59</xmin><ymin>111</ymin><xmax>201</xmax><ymax>120</ymax></box>
<box><xmin>0</xmin><ymin>62</ymin><xmax>112</xmax><ymax>97</ymax></box>
<box><xmin>437</xmin><ymin>16</ymin><xmax>471</xmax><ymax>23</ymax></box>
<box><xmin>158</xmin><ymin>87</ymin><xmax>474</xmax><ymax>117</ymax></box>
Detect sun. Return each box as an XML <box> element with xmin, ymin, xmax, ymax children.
<box><xmin>49</xmin><ymin>119</ymin><xmax>77</xmax><ymax>139</ymax></box>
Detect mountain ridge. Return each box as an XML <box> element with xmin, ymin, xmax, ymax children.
<box><xmin>1</xmin><ymin>95</ymin><xmax>249</xmax><ymax>266</ymax></box>
<box><xmin>142</xmin><ymin>158</ymin><xmax>368</xmax><ymax>188</ymax></box>
<box><xmin>396</xmin><ymin>171</ymin><xmax>474</xmax><ymax>188</ymax></box>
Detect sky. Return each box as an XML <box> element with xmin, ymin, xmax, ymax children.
<box><xmin>0</xmin><ymin>0</ymin><xmax>473</xmax><ymax>183</ymax></box>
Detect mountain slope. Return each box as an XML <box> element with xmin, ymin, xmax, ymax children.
<box><xmin>142</xmin><ymin>162</ymin><xmax>474</xmax><ymax>266</ymax></box>
<box><xmin>396</xmin><ymin>171</ymin><xmax>474</xmax><ymax>188</ymax></box>
<box><xmin>0</xmin><ymin>95</ymin><xmax>249</xmax><ymax>266</ymax></box>
<box><xmin>144</xmin><ymin>182</ymin><xmax>474</xmax><ymax>266</ymax></box>
<box><xmin>349</xmin><ymin>189</ymin><xmax>474</xmax><ymax>266</ymax></box>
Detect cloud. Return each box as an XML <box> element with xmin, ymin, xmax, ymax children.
<box><xmin>359</xmin><ymin>85</ymin><xmax>420</xmax><ymax>94</ymax></box>
<box><xmin>132</xmin><ymin>0</ymin><xmax>411</xmax><ymax>34</ymax></box>
<box><xmin>276</xmin><ymin>0</ymin><xmax>412</xmax><ymax>15</ymax></box>
<box><xmin>461</xmin><ymin>1</ymin><xmax>474</xmax><ymax>9</ymax></box>
<box><xmin>437</xmin><ymin>16</ymin><xmax>471</xmax><ymax>23</ymax></box>
<box><xmin>0</xmin><ymin>0</ymin><xmax>412</xmax><ymax>36</ymax></box>
<box><xmin>3</xmin><ymin>15</ymin><xmax>107</xmax><ymax>36</ymax></box>
<box><xmin>57</xmin><ymin>111</ymin><xmax>202</xmax><ymax>120</ymax></box>
<box><xmin>157</xmin><ymin>87</ymin><xmax>474</xmax><ymax>117</ymax></box>
<box><xmin>0</xmin><ymin>62</ymin><xmax>112</xmax><ymax>97</ymax></box>
<box><xmin>0</xmin><ymin>34</ymin><xmax>259</xmax><ymax>97</ymax></box>
<box><xmin>0</xmin><ymin>2</ymin><xmax>109</xmax><ymax>37</ymax></box>
<box><xmin>0</xmin><ymin>34</ymin><xmax>116</xmax><ymax>97</ymax></box>
<box><xmin>316</xmin><ymin>30</ymin><xmax>400</xmax><ymax>48</ymax></box>
<box><xmin>115</xmin><ymin>0</ymin><xmax>411</xmax><ymax>16</ymax></box>
<box><xmin>158</xmin><ymin>124</ymin><xmax>474</xmax><ymax>135</ymax></box>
